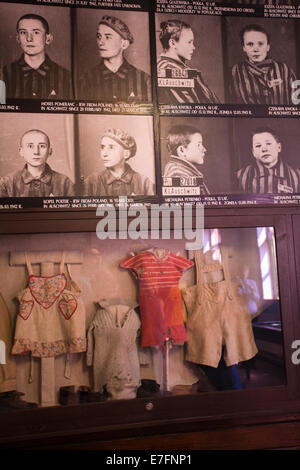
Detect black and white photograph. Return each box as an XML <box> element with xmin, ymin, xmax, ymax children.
<box><xmin>225</xmin><ymin>17</ymin><xmax>299</xmax><ymax>105</ymax></box>
<box><xmin>78</xmin><ymin>114</ymin><xmax>156</xmax><ymax>197</ymax></box>
<box><xmin>155</xmin><ymin>14</ymin><xmax>224</xmax><ymax>105</ymax></box>
<box><xmin>74</xmin><ymin>9</ymin><xmax>152</xmax><ymax>103</ymax></box>
<box><xmin>0</xmin><ymin>113</ymin><xmax>75</xmax><ymax>198</ymax></box>
<box><xmin>0</xmin><ymin>3</ymin><xmax>73</xmax><ymax>100</ymax></box>
<box><xmin>160</xmin><ymin>116</ymin><xmax>235</xmax><ymax>196</ymax></box>
<box><xmin>234</xmin><ymin>118</ymin><xmax>300</xmax><ymax>194</ymax></box>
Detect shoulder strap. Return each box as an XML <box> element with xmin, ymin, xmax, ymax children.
<box><xmin>220</xmin><ymin>247</ymin><xmax>231</xmax><ymax>281</ymax></box>
<box><xmin>59</xmin><ymin>250</ymin><xmax>66</xmax><ymax>273</ymax></box>
<box><xmin>66</xmin><ymin>263</ymin><xmax>81</xmax><ymax>292</ymax></box>
<box><xmin>24</xmin><ymin>252</ymin><xmax>33</xmax><ymax>276</ymax></box>
<box><xmin>220</xmin><ymin>247</ymin><xmax>234</xmax><ymax>299</ymax></box>
<box><xmin>194</xmin><ymin>250</ymin><xmax>205</xmax><ymax>302</ymax></box>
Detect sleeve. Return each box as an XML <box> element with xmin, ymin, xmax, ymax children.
<box><xmin>229</xmin><ymin>64</ymin><xmax>242</xmax><ymax>104</ymax></box>
<box><xmin>143</xmin><ymin>175</ymin><xmax>155</xmax><ymax>196</ymax></box>
<box><xmin>0</xmin><ymin>175</ymin><xmax>11</xmax><ymax>198</ymax></box>
<box><xmin>169</xmin><ymin>252</ymin><xmax>194</xmax><ymax>272</ymax></box>
<box><xmin>86</xmin><ymin>323</ymin><xmax>95</xmax><ymax>366</ymax></box>
<box><xmin>120</xmin><ymin>253</ymin><xmax>142</xmax><ymax>279</ymax></box>
<box><xmin>120</xmin><ymin>253</ymin><xmax>138</xmax><ymax>269</ymax></box>
<box><xmin>64</xmin><ymin>176</ymin><xmax>75</xmax><ymax>197</ymax></box>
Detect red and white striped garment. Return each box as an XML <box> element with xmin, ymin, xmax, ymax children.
<box><xmin>120</xmin><ymin>250</ymin><xmax>194</xmax><ymax>348</ymax></box>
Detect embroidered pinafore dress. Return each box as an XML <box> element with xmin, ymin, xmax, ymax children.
<box><xmin>182</xmin><ymin>248</ymin><xmax>258</xmax><ymax>368</ymax></box>
<box><xmin>11</xmin><ymin>252</ymin><xmax>86</xmax><ymax>359</ymax></box>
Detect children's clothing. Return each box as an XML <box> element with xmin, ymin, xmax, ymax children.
<box><xmin>11</xmin><ymin>252</ymin><xmax>86</xmax><ymax>358</ymax></box>
<box><xmin>86</xmin><ymin>299</ymin><xmax>141</xmax><ymax>398</ymax></box>
<box><xmin>182</xmin><ymin>249</ymin><xmax>258</xmax><ymax>368</ymax></box>
<box><xmin>120</xmin><ymin>250</ymin><xmax>194</xmax><ymax>348</ymax></box>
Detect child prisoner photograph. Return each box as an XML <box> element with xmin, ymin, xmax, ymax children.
<box><xmin>234</xmin><ymin>118</ymin><xmax>300</xmax><ymax>194</ymax></box>
<box><xmin>78</xmin><ymin>114</ymin><xmax>156</xmax><ymax>197</ymax></box>
<box><xmin>225</xmin><ymin>17</ymin><xmax>298</xmax><ymax>105</ymax></box>
<box><xmin>0</xmin><ymin>3</ymin><xmax>73</xmax><ymax>100</ymax></box>
<box><xmin>75</xmin><ymin>9</ymin><xmax>152</xmax><ymax>103</ymax></box>
<box><xmin>0</xmin><ymin>113</ymin><xmax>75</xmax><ymax>197</ymax></box>
<box><xmin>155</xmin><ymin>13</ymin><xmax>224</xmax><ymax>105</ymax></box>
<box><xmin>160</xmin><ymin>116</ymin><xmax>235</xmax><ymax>196</ymax></box>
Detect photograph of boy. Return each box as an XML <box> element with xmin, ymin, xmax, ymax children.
<box><xmin>237</xmin><ymin>126</ymin><xmax>300</xmax><ymax>194</ymax></box>
<box><xmin>229</xmin><ymin>22</ymin><xmax>297</xmax><ymax>105</ymax></box>
<box><xmin>76</xmin><ymin>12</ymin><xmax>151</xmax><ymax>103</ymax></box>
<box><xmin>82</xmin><ymin>127</ymin><xmax>155</xmax><ymax>197</ymax></box>
<box><xmin>0</xmin><ymin>129</ymin><xmax>74</xmax><ymax>197</ymax></box>
<box><xmin>1</xmin><ymin>10</ymin><xmax>73</xmax><ymax>100</ymax></box>
<box><xmin>156</xmin><ymin>16</ymin><xmax>221</xmax><ymax>104</ymax></box>
<box><xmin>163</xmin><ymin>125</ymin><xmax>210</xmax><ymax>195</ymax></box>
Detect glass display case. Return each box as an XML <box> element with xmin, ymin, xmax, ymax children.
<box><xmin>0</xmin><ymin>207</ymin><xmax>299</xmax><ymax>450</ymax></box>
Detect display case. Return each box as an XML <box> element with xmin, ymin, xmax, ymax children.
<box><xmin>1</xmin><ymin>0</ymin><xmax>300</xmax><ymax>451</ymax></box>
<box><xmin>0</xmin><ymin>206</ymin><xmax>300</xmax><ymax>450</ymax></box>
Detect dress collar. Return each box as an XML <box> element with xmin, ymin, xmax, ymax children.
<box><xmin>102</xmin><ymin>163</ymin><xmax>134</xmax><ymax>185</ymax></box>
<box><xmin>21</xmin><ymin>163</ymin><xmax>52</xmax><ymax>184</ymax></box>
<box><xmin>18</xmin><ymin>54</ymin><xmax>52</xmax><ymax>77</ymax></box>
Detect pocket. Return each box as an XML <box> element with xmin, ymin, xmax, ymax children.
<box><xmin>58</xmin><ymin>294</ymin><xmax>78</xmax><ymax>320</ymax></box>
<box><xmin>19</xmin><ymin>300</ymin><xmax>34</xmax><ymax>320</ymax></box>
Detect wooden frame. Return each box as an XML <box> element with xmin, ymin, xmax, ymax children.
<box><xmin>0</xmin><ymin>205</ymin><xmax>300</xmax><ymax>450</ymax></box>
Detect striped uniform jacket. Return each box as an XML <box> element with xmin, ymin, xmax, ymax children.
<box><xmin>230</xmin><ymin>58</ymin><xmax>296</xmax><ymax>105</ymax></box>
<box><xmin>237</xmin><ymin>159</ymin><xmax>300</xmax><ymax>194</ymax></box>
<box><xmin>157</xmin><ymin>55</ymin><xmax>219</xmax><ymax>104</ymax></box>
<box><xmin>163</xmin><ymin>155</ymin><xmax>210</xmax><ymax>195</ymax></box>
<box><xmin>78</xmin><ymin>59</ymin><xmax>151</xmax><ymax>102</ymax></box>
<box><xmin>0</xmin><ymin>164</ymin><xmax>75</xmax><ymax>197</ymax></box>
<box><xmin>82</xmin><ymin>164</ymin><xmax>155</xmax><ymax>197</ymax></box>
<box><xmin>2</xmin><ymin>55</ymin><xmax>73</xmax><ymax>99</ymax></box>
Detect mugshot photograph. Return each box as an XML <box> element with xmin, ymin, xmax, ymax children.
<box><xmin>234</xmin><ymin>118</ymin><xmax>300</xmax><ymax>194</ymax></box>
<box><xmin>155</xmin><ymin>14</ymin><xmax>223</xmax><ymax>105</ymax></box>
<box><xmin>78</xmin><ymin>115</ymin><xmax>156</xmax><ymax>197</ymax></box>
<box><xmin>0</xmin><ymin>3</ymin><xmax>73</xmax><ymax>100</ymax></box>
<box><xmin>75</xmin><ymin>9</ymin><xmax>152</xmax><ymax>103</ymax></box>
<box><xmin>160</xmin><ymin>117</ymin><xmax>236</xmax><ymax>196</ymax></box>
<box><xmin>0</xmin><ymin>113</ymin><xmax>75</xmax><ymax>198</ymax></box>
<box><xmin>225</xmin><ymin>18</ymin><xmax>298</xmax><ymax>105</ymax></box>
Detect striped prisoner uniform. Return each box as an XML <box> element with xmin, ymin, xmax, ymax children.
<box><xmin>237</xmin><ymin>159</ymin><xmax>300</xmax><ymax>194</ymax></box>
<box><xmin>120</xmin><ymin>250</ymin><xmax>194</xmax><ymax>348</ymax></box>
<box><xmin>83</xmin><ymin>163</ymin><xmax>155</xmax><ymax>197</ymax></box>
<box><xmin>0</xmin><ymin>163</ymin><xmax>75</xmax><ymax>197</ymax></box>
<box><xmin>230</xmin><ymin>58</ymin><xmax>296</xmax><ymax>105</ymax></box>
<box><xmin>163</xmin><ymin>155</ymin><xmax>210</xmax><ymax>194</ymax></box>
<box><xmin>78</xmin><ymin>59</ymin><xmax>151</xmax><ymax>102</ymax></box>
<box><xmin>157</xmin><ymin>55</ymin><xmax>219</xmax><ymax>104</ymax></box>
<box><xmin>3</xmin><ymin>55</ymin><xmax>73</xmax><ymax>100</ymax></box>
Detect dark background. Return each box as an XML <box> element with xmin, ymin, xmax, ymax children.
<box><xmin>0</xmin><ymin>2</ymin><xmax>72</xmax><ymax>72</ymax></box>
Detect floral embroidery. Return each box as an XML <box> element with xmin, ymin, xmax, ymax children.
<box><xmin>58</xmin><ymin>295</ymin><xmax>78</xmax><ymax>320</ymax></box>
<box><xmin>11</xmin><ymin>337</ymin><xmax>86</xmax><ymax>357</ymax></box>
<box><xmin>19</xmin><ymin>300</ymin><xmax>34</xmax><ymax>320</ymax></box>
<box><xmin>29</xmin><ymin>274</ymin><xmax>67</xmax><ymax>309</ymax></box>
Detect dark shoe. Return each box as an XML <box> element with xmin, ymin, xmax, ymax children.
<box><xmin>137</xmin><ymin>379</ymin><xmax>161</xmax><ymax>398</ymax></box>
<box><xmin>78</xmin><ymin>385</ymin><xmax>108</xmax><ymax>403</ymax></box>
<box><xmin>0</xmin><ymin>390</ymin><xmax>38</xmax><ymax>411</ymax></box>
<box><xmin>59</xmin><ymin>386</ymin><xmax>79</xmax><ymax>405</ymax></box>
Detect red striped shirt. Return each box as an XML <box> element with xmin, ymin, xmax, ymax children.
<box><xmin>120</xmin><ymin>250</ymin><xmax>193</xmax><ymax>290</ymax></box>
